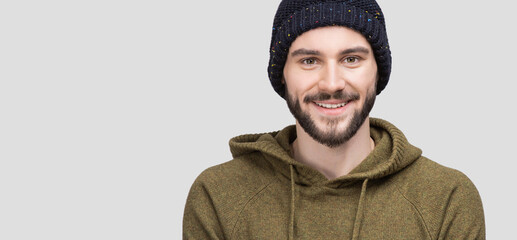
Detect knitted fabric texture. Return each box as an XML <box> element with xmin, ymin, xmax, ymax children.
<box><xmin>268</xmin><ymin>0</ymin><xmax>391</xmax><ymax>98</ymax></box>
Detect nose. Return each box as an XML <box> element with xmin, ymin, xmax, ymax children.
<box><xmin>318</xmin><ymin>61</ymin><xmax>345</xmax><ymax>93</ymax></box>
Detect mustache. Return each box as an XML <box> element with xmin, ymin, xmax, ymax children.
<box><xmin>303</xmin><ymin>91</ymin><xmax>360</xmax><ymax>103</ymax></box>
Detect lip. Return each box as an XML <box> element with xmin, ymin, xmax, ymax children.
<box><xmin>312</xmin><ymin>100</ymin><xmax>353</xmax><ymax>116</ymax></box>
<box><xmin>313</xmin><ymin>100</ymin><xmax>348</xmax><ymax>105</ymax></box>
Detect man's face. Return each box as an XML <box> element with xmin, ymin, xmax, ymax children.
<box><xmin>283</xmin><ymin>26</ymin><xmax>378</xmax><ymax>148</ymax></box>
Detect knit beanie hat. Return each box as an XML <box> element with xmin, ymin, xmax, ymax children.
<box><xmin>268</xmin><ymin>0</ymin><xmax>391</xmax><ymax>98</ymax></box>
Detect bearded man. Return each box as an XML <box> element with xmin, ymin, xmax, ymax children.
<box><xmin>183</xmin><ymin>0</ymin><xmax>485</xmax><ymax>239</ymax></box>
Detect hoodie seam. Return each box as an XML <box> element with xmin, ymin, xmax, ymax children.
<box><xmin>229</xmin><ymin>178</ymin><xmax>276</xmax><ymax>238</ymax></box>
<box><xmin>393</xmin><ymin>183</ymin><xmax>433</xmax><ymax>240</ymax></box>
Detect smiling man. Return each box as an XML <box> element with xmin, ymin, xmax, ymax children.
<box><xmin>183</xmin><ymin>0</ymin><xmax>485</xmax><ymax>239</ymax></box>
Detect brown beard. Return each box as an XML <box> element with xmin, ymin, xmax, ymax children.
<box><xmin>285</xmin><ymin>88</ymin><xmax>376</xmax><ymax>148</ymax></box>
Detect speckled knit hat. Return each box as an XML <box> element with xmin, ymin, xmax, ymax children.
<box><xmin>268</xmin><ymin>0</ymin><xmax>391</xmax><ymax>98</ymax></box>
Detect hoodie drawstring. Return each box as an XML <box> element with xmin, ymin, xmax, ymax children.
<box><xmin>352</xmin><ymin>178</ymin><xmax>369</xmax><ymax>240</ymax></box>
<box><xmin>289</xmin><ymin>164</ymin><xmax>295</xmax><ymax>240</ymax></box>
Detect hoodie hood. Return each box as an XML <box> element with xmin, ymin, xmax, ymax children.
<box><xmin>229</xmin><ymin>118</ymin><xmax>422</xmax><ymax>187</ymax></box>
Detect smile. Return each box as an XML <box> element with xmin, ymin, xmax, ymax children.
<box><xmin>314</xmin><ymin>101</ymin><xmax>349</xmax><ymax>109</ymax></box>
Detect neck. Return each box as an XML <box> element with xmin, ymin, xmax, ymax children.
<box><xmin>292</xmin><ymin>117</ymin><xmax>374</xmax><ymax>180</ymax></box>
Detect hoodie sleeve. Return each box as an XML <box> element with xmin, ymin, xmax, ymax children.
<box><xmin>183</xmin><ymin>175</ymin><xmax>225</xmax><ymax>240</ymax></box>
<box><xmin>437</xmin><ymin>173</ymin><xmax>485</xmax><ymax>240</ymax></box>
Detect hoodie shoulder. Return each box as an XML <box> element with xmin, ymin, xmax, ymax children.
<box><xmin>197</xmin><ymin>153</ymin><xmax>277</xmax><ymax>193</ymax></box>
<box><xmin>185</xmin><ymin>153</ymin><xmax>277</xmax><ymax>236</ymax></box>
<box><xmin>389</xmin><ymin>156</ymin><xmax>485</xmax><ymax>239</ymax></box>
<box><xmin>392</xmin><ymin>156</ymin><xmax>471</xmax><ymax>190</ymax></box>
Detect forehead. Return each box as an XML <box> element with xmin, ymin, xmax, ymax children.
<box><xmin>289</xmin><ymin>26</ymin><xmax>372</xmax><ymax>54</ymax></box>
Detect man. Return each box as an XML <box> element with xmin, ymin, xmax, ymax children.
<box><xmin>183</xmin><ymin>0</ymin><xmax>485</xmax><ymax>239</ymax></box>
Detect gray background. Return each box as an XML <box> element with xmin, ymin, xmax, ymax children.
<box><xmin>1</xmin><ymin>0</ymin><xmax>515</xmax><ymax>239</ymax></box>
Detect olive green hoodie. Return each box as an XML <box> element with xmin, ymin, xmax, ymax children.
<box><xmin>183</xmin><ymin>118</ymin><xmax>485</xmax><ymax>239</ymax></box>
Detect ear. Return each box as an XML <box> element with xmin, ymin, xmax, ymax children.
<box><xmin>281</xmin><ymin>76</ymin><xmax>285</xmax><ymax>84</ymax></box>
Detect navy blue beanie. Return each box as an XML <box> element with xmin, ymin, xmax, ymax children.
<box><xmin>268</xmin><ymin>0</ymin><xmax>391</xmax><ymax>98</ymax></box>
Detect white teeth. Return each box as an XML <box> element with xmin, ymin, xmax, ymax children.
<box><xmin>315</xmin><ymin>102</ymin><xmax>348</xmax><ymax>109</ymax></box>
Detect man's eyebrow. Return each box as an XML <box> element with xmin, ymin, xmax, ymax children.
<box><xmin>290</xmin><ymin>47</ymin><xmax>370</xmax><ymax>57</ymax></box>
<box><xmin>340</xmin><ymin>47</ymin><xmax>370</xmax><ymax>55</ymax></box>
<box><xmin>290</xmin><ymin>48</ymin><xmax>321</xmax><ymax>57</ymax></box>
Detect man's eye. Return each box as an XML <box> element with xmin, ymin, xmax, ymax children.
<box><xmin>344</xmin><ymin>57</ymin><xmax>359</xmax><ymax>64</ymax></box>
<box><xmin>302</xmin><ymin>58</ymin><xmax>317</xmax><ymax>65</ymax></box>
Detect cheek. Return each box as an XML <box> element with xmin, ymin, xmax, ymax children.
<box><xmin>283</xmin><ymin>69</ymin><xmax>316</xmax><ymax>95</ymax></box>
<box><xmin>349</xmin><ymin>64</ymin><xmax>377</xmax><ymax>89</ymax></box>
